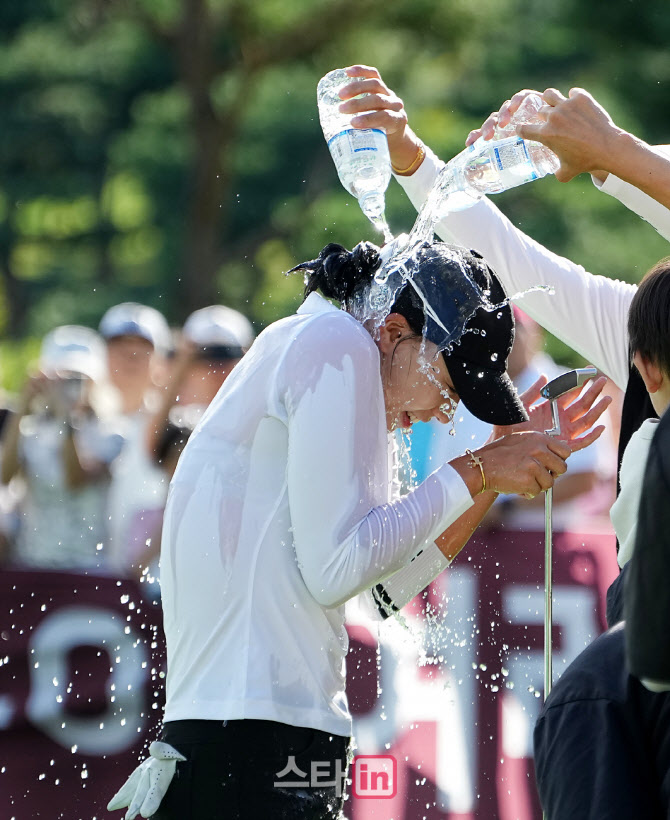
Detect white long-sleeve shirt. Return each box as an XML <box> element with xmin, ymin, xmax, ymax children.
<box><xmin>160</xmin><ymin>292</ymin><xmax>473</xmax><ymax>736</ymax></box>
<box><xmin>396</xmin><ymin>148</ymin><xmax>670</xmax><ymax>391</ymax></box>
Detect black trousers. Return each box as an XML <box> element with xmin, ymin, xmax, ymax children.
<box><xmin>151</xmin><ymin>718</ymin><xmax>351</xmax><ymax>820</ymax></box>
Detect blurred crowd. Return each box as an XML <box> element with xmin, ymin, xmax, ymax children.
<box><xmin>0</xmin><ymin>301</ymin><xmax>254</xmax><ymax>589</ymax></box>
<box><xmin>0</xmin><ymin>297</ymin><xmax>622</xmax><ymax>589</ymax></box>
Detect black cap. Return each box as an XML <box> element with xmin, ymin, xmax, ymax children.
<box><xmin>395</xmin><ymin>242</ymin><xmax>528</xmax><ymax>426</ymax></box>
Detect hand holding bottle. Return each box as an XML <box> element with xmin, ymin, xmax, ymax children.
<box><xmin>338</xmin><ymin>65</ymin><xmax>425</xmax><ymax>177</ymax></box>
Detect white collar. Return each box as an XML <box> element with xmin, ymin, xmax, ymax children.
<box><xmin>297</xmin><ymin>291</ymin><xmax>341</xmax><ymax>316</ymax></box>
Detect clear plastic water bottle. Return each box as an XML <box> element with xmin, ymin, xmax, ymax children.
<box><xmin>479</xmin><ymin>92</ymin><xmax>559</xmax><ymax>175</ymax></box>
<box><xmin>443</xmin><ymin>134</ymin><xmax>558</xmax><ymax>209</ymax></box>
<box><xmin>409</xmin><ymin>93</ymin><xmax>560</xmax><ymax>243</ymax></box>
<box><xmin>317</xmin><ymin>69</ymin><xmax>393</xmax><ymax>241</ymax></box>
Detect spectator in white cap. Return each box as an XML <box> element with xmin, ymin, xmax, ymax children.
<box><xmin>98</xmin><ymin>302</ymin><xmax>172</xmax><ymax>574</ymax></box>
<box><xmin>180</xmin><ymin>305</ymin><xmax>255</xmax><ymax>406</ymax></box>
<box><xmin>146</xmin><ymin>305</ymin><xmax>255</xmax><ymax>461</ymax></box>
<box><xmin>1</xmin><ymin>325</ymin><xmax>124</xmax><ymax>570</ymax></box>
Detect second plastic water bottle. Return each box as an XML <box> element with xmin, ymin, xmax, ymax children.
<box><xmin>317</xmin><ymin>69</ymin><xmax>393</xmax><ymax>241</ymax></box>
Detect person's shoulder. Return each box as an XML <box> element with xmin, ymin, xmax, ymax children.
<box><xmin>543</xmin><ymin>624</ymin><xmax>627</xmax><ymax>709</ymax></box>
<box><xmin>290</xmin><ymin>304</ymin><xmax>376</xmax><ymax>360</ymax></box>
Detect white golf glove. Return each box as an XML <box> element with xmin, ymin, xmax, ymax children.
<box><xmin>107</xmin><ymin>740</ymin><xmax>187</xmax><ymax>819</ymax></box>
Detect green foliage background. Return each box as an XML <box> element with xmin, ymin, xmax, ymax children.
<box><xmin>0</xmin><ymin>0</ymin><xmax>667</xmax><ymax>389</ymax></box>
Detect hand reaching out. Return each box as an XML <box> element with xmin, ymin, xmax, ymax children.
<box><xmin>493</xmin><ymin>373</ymin><xmax>611</xmax><ymax>452</ymax></box>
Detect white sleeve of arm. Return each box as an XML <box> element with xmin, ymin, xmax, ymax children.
<box><xmin>592</xmin><ymin>147</ymin><xmax>670</xmax><ymax>242</ymax></box>
<box><xmin>362</xmin><ymin>541</ymin><xmax>450</xmax><ymax>621</ymax></box>
<box><xmin>284</xmin><ymin>314</ymin><xmax>473</xmax><ymax>609</ymax></box>
<box><xmin>395</xmin><ymin>148</ymin><xmax>635</xmax><ymax>391</ymax></box>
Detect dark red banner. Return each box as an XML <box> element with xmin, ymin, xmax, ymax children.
<box><xmin>0</xmin><ymin>570</ymin><xmax>165</xmax><ymax>820</ymax></box>
<box><xmin>0</xmin><ymin>526</ymin><xmax>617</xmax><ymax>819</ymax></box>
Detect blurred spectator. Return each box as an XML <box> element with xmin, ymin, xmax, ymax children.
<box><xmin>130</xmin><ymin>413</ymin><xmax>196</xmax><ymax>587</ymax></box>
<box><xmin>147</xmin><ymin>305</ymin><xmax>255</xmax><ymax>458</ymax></box>
<box><xmin>0</xmin><ymin>392</ymin><xmax>19</xmax><ymax>564</ymax></box>
<box><xmin>0</xmin><ymin>326</ymin><xmax>123</xmax><ymax>570</ymax></box>
<box><xmin>408</xmin><ymin>308</ymin><xmax>617</xmax><ymax>530</ymax></box>
<box><xmin>98</xmin><ymin>302</ymin><xmax>171</xmax><ymax>572</ymax></box>
<box><xmin>180</xmin><ymin>305</ymin><xmax>255</xmax><ymax>407</ymax></box>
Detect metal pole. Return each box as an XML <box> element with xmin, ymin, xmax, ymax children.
<box><xmin>544</xmin><ymin>399</ymin><xmax>561</xmax><ymax>699</ymax></box>
<box><xmin>539</xmin><ymin>369</ymin><xmax>595</xmax><ymax>700</ymax></box>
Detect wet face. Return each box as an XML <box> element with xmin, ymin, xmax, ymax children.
<box><xmin>377</xmin><ymin>314</ymin><xmax>459</xmax><ymax>432</ymax></box>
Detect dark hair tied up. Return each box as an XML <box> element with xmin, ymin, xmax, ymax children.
<box><xmin>289</xmin><ymin>242</ymin><xmax>381</xmax><ymax>305</ymax></box>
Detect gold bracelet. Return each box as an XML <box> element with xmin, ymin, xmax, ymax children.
<box><xmin>391</xmin><ymin>143</ymin><xmax>426</xmax><ymax>176</ymax></box>
<box><xmin>465</xmin><ymin>449</ymin><xmax>486</xmax><ymax>494</ymax></box>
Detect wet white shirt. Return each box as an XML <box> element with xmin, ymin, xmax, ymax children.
<box><xmin>160</xmin><ymin>292</ymin><xmax>473</xmax><ymax>736</ymax></box>
<box><xmin>396</xmin><ymin>147</ymin><xmax>670</xmax><ymax>391</ymax></box>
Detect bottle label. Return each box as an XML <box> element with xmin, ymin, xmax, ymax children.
<box><xmin>493</xmin><ymin>138</ymin><xmax>538</xmax><ymax>183</ymax></box>
<box><xmin>328</xmin><ymin>128</ymin><xmax>385</xmax><ymax>161</ymax></box>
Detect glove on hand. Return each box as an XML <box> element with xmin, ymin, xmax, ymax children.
<box><xmin>107</xmin><ymin>741</ymin><xmax>186</xmax><ymax>819</ymax></box>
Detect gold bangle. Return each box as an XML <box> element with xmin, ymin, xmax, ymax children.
<box><xmin>391</xmin><ymin>143</ymin><xmax>426</xmax><ymax>176</ymax></box>
<box><xmin>465</xmin><ymin>449</ymin><xmax>486</xmax><ymax>494</ymax></box>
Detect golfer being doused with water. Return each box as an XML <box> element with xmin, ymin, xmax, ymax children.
<box><xmin>109</xmin><ymin>240</ymin><xmax>608</xmax><ymax>819</ymax></box>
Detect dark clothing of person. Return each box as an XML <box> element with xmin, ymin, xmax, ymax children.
<box><xmin>534</xmin><ymin>624</ymin><xmax>670</xmax><ymax>820</ymax></box>
<box><xmin>618</xmin><ymin>366</ymin><xmax>657</xmax><ymax>490</ymax></box>
<box><xmin>625</xmin><ymin>407</ymin><xmax>670</xmax><ymax>683</ymax></box>
<box><xmin>152</xmin><ymin>719</ymin><xmax>350</xmax><ymax>820</ymax></box>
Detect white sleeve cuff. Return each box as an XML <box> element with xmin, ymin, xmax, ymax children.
<box><xmin>370</xmin><ymin>541</ymin><xmax>450</xmax><ymax>618</ymax></box>
<box><xmin>593</xmin><ymin>162</ymin><xmax>670</xmax><ymax>243</ymax></box>
<box><xmin>365</xmin><ymin>464</ymin><xmax>473</xmax><ymax>619</ymax></box>
<box><xmin>641</xmin><ymin>678</ymin><xmax>670</xmax><ymax>693</ymax></box>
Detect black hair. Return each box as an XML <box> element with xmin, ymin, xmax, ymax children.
<box><xmin>290</xmin><ymin>242</ymin><xmax>381</xmax><ymax>306</ymax></box>
<box><xmin>628</xmin><ymin>257</ymin><xmax>670</xmax><ymax>376</ymax></box>
<box><xmin>290</xmin><ymin>240</ymin><xmax>494</xmax><ymax>347</ymax></box>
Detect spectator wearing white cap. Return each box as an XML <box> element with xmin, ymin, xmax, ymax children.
<box><xmin>180</xmin><ymin>305</ymin><xmax>255</xmax><ymax>407</ymax></box>
<box><xmin>1</xmin><ymin>326</ymin><xmax>124</xmax><ymax>570</ymax></box>
<box><xmin>98</xmin><ymin>302</ymin><xmax>172</xmax><ymax>574</ymax></box>
<box><xmin>146</xmin><ymin>305</ymin><xmax>255</xmax><ymax>461</ymax></box>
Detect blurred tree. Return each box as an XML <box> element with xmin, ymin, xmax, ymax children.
<box><xmin>0</xmin><ymin>0</ymin><xmax>667</xmax><ymax>375</ymax></box>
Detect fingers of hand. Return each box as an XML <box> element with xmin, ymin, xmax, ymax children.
<box><xmin>340</xmin><ymin>91</ymin><xmax>402</xmax><ymax>116</ymax></box>
<box><xmin>465</xmin><ymin>128</ymin><xmax>482</xmax><ymax>147</ymax></box>
<box><xmin>519</xmin><ymin>374</ymin><xmax>548</xmax><ymax>408</ymax></box>
<box><xmin>566</xmin><ymin>396</ymin><xmax>612</xmax><ymax>438</ymax></box>
<box><xmin>542</xmin><ymin>87</ymin><xmax>567</xmax><ymax>106</ymax></box>
<box><xmin>517</xmin><ymin>122</ymin><xmax>543</xmax><ymax>142</ymax></box>
<box><xmin>554</xmin><ymin>164</ymin><xmax>578</xmax><ymax>183</ymax></box>
<box><xmin>480</xmin><ymin>113</ymin><xmax>499</xmax><ymax>140</ymax></box>
<box><xmin>497</xmin><ymin>100</ymin><xmax>513</xmax><ymax>129</ymax></box>
<box><xmin>338</xmin><ymin>78</ymin><xmax>390</xmax><ymax>102</ymax></box>
<box><xmin>545</xmin><ymin>436</ymin><xmax>571</xmax><ymax>461</ymax></box>
<box><xmin>568</xmin><ymin>425</ymin><xmax>606</xmax><ymax>453</ymax></box>
<box><xmin>344</xmin><ymin>65</ymin><xmax>381</xmax><ymax>80</ymax></box>
<box><xmin>507</xmin><ymin>89</ymin><xmax>541</xmax><ymax>116</ymax></box>
<box><xmin>537</xmin><ymin>447</ymin><xmax>568</xmax><ymax>477</ymax></box>
<box><xmin>533</xmin><ymin>462</ymin><xmax>556</xmax><ymax>493</ymax></box>
<box><xmin>349</xmin><ymin>110</ymin><xmax>407</xmax><ymax>134</ymax></box>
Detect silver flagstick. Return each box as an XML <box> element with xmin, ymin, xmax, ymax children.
<box><xmin>539</xmin><ymin>367</ymin><xmax>597</xmax><ymax>700</ymax></box>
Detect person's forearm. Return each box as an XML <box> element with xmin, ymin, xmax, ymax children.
<box><xmin>62</xmin><ymin>425</ymin><xmax>108</xmax><ymax>489</ymax></box>
<box><xmin>603</xmin><ymin>132</ymin><xmax>670</xmax><ymax>211</ymax></box>
<box><xmin>0</xmin><ymin>410</ymin><xmax>24</xmax><ymax>484</ymax></box>
<box><xmin>434</xmin><ymin>489</ymin><xmax>499</xmax><ymax>562</ymax></box>
<box><xmin>387</xmin><ymin>126</ymin><xmax>425</xmax><ymax>174</ymax></box>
